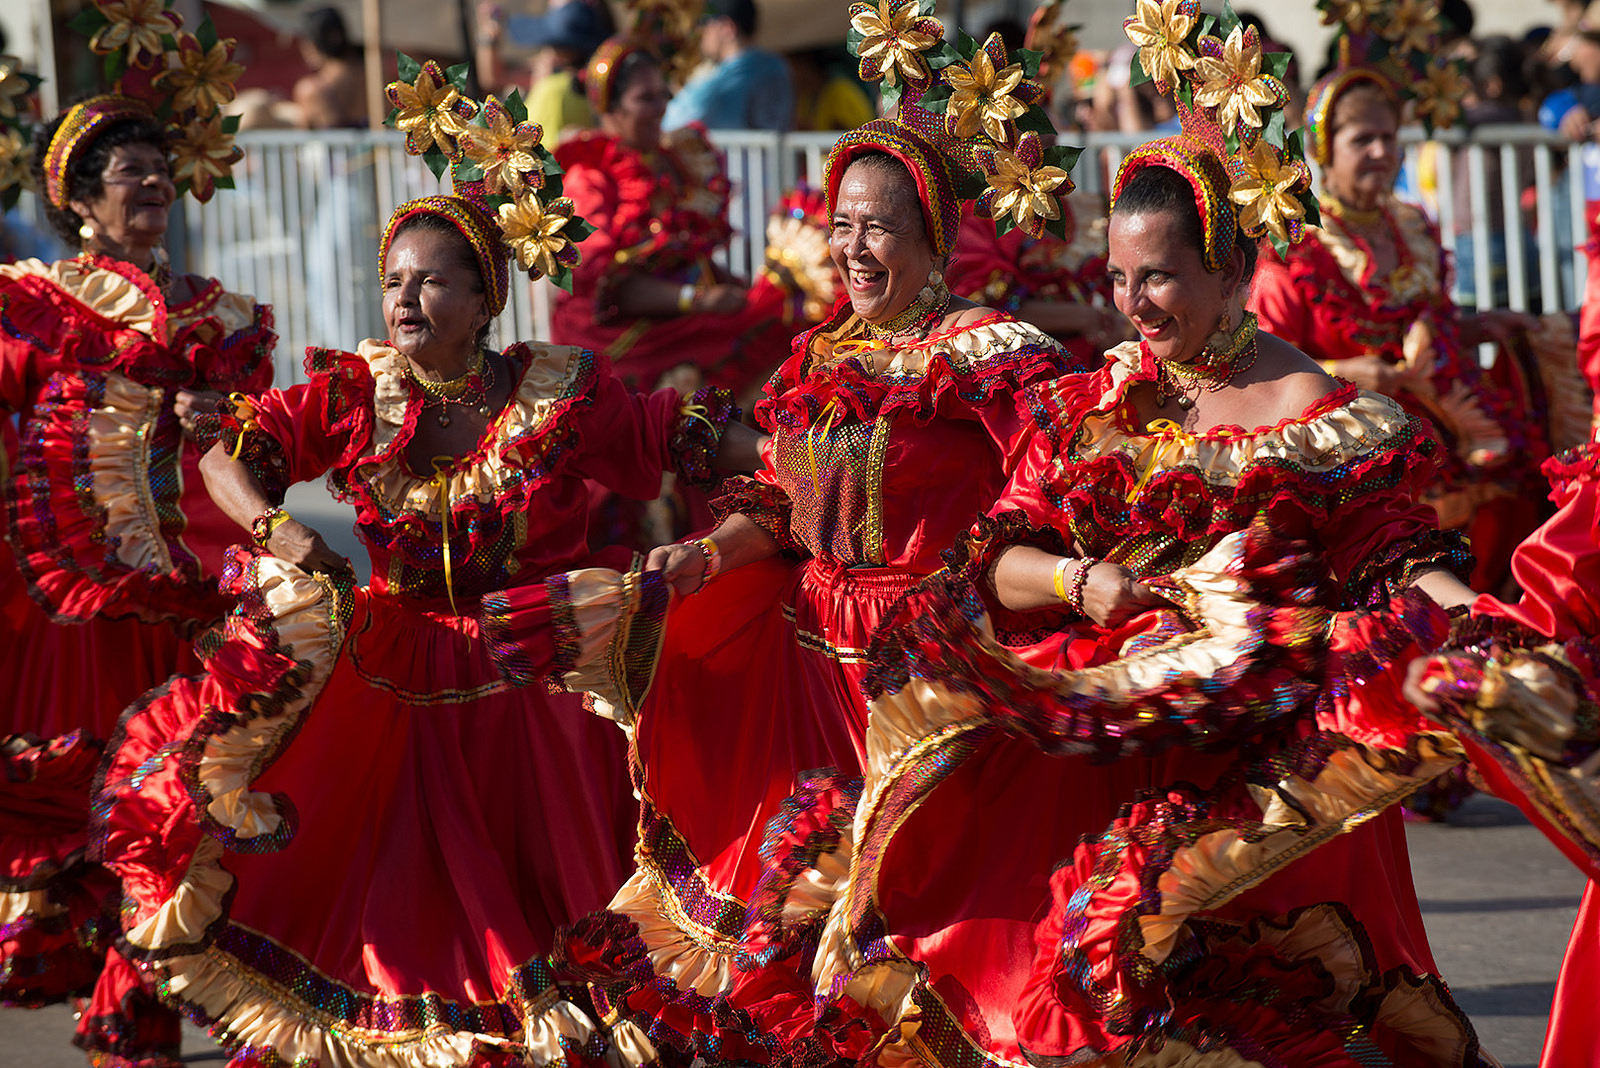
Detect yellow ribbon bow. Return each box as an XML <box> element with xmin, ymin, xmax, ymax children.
<box><xmin>228</xmin><ymin>392</ymin><xmax>259</xmax><ymax>461</ymax></box>
<box><xmin>806</xmin><ymin>398</ymin><xmax>843</xmax><ymax>495</ymax></box>
<box><xmin>678</xmin><ymin>400</ymin><xmax>719</xmax><ymax>436</ymax></box>
<box><xmin>1127</xmin><ymin>418</ymin><xmax>1193</xmax><ymax>503</ymax></box>
<box><xmin>830</xmin><ymin>338</ymin><xmax>886</xmax><ymax>360</ymax></box>
<box><xmin>430</xmin><ymin>456</ymin><xmax>459</xmax><ymax>617</ymax></box>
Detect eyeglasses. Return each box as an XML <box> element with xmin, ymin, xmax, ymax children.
<box><xmin>101</xmin><ymin>163</ymin><xmax>173</xmax><ymax>184</ymax></box>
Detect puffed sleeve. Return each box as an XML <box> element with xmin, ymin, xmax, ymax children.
<box><xmin>568</xmin><ymin>373</ymin><xmax>736</xmax><ymax>498</ymax></box>
<box><xmin>220</xmin><ymin>347</ymin><xmax>374</xmax><ymax>503</ymax></box>
<box><xmin>1249</xmin><ymin>255</ymin><xmax>1314</xmax><ymax>351</ymax></box>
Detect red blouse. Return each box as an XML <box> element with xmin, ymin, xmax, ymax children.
<box><xmin>987</xmin><ymin>341</ymin><xmax>1471</xmax><ymax>605</ymax></box>
<box><xmin>234</xmin><ymin>340</ymin><xmax>728</xmax><ymax>602</ymax></box>
<box><xmin>0</xmin><ymin>254</ymin><xmax>274</xmax><ymax>622</ymax></box>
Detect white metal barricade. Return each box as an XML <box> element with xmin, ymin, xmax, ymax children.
<box><xmin>20</xmin><ymin>124</ymin><xmax>1582</xmax><ymax>387</ymax></box>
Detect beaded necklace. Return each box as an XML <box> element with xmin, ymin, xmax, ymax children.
<box><xmin>1153</xmin><ymin>312</ymin><xmax>1260</xmax><ymax>410</ymax></box>
<box><xmin>404</xmin><ymin>349</ymin><xmax>496</xmax><ymax>427</ymax></box>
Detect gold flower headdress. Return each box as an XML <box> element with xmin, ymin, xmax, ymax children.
<box><xmin>1116</xmin><ymin>0</ymin><xmax>1314</xmax><ymax>255</ymax></box>
<box><xmin>842</xmin><ymin>0</ymin><xmax>1083</xmax><ymax>241</ymax></box>
<box><xmin>66</xmin><ymin>0</ymin><xmax>246</xmax><ymax>203</ymax></box>
<box><xmin>1311</xmin><ymin>0</ymin><xmax>1468</xmax><ymax>141</ymax></box>
<box><xmin>0</xmin><ymin>58</ymin><xmax>41</xmax><ymax>210</ymax></box>
<box><xmin>384</xmin><ymin>55</ymin><xmax>593</xmax><ymax>291</ymax></box>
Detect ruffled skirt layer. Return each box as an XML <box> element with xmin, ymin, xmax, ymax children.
<box><xmin>558</xmin><ymin>556</ymin><xmax>925</xmax><ymax>1060</ymax></box>
<box><xmin>729</xmin><ymin>530</ymin><xmax>1511</xmax><ymax>1067</ymax></box>
<box><xmin>92</xmin><ymin>552</ymin><xmax>660</xmax><ymax>1067</ymax></box>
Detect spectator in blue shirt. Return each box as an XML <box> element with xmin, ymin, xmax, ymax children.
<box><xmin>662</xmin><ymin>0</ymin><xmax>794</xmax><ymax>131</ymax></box>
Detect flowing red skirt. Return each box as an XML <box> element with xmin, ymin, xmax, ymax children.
<box><xmin>95</xmin><ymin>555</ymin><xmax>640</xmax><ymax>1067</ymax></box>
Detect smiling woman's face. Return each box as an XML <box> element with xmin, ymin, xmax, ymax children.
<box><xmin>72</xmin><ymin>142</ymin><xmax>176</xmax><ymax>252</ymax></box>
<box><xmin>1106</xmin><ymin>208</ymin><xmax>1237</xmax><ymax>364</ymax></box>
<box><xmin>828</xmin><ymin>158</ymin><xmax>937</xmax><ymax>325</ymax></box>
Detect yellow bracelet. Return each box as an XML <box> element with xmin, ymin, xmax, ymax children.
<box><xmin>689</xmin><ymin>535</ymin><xmax>722</xmax><ymax>588</ymax></box>
<box><xmin>677</xmin><ymin>283</ymin><xmax>696</xmax><ymax>314</ymax></box>
<box><xmin>1052</xmin><ymin>557</ymin><xmax>1073</xmax><ymax>602</ymax></box>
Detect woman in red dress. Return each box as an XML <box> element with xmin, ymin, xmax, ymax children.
<box><xmin>90</xmin><ymin>61</ymin><xmax>760</xmax><ymax>1068</ymax></box>
<box><xmin>1405</xmin><ymin>428</ymin><xmax>1600</xmax><ymax>1068</ymax></box>
<box><xmin>0</xmin><ymin>92</ymin><xmax>273</xmax><ymax>1066</ymax></box>
<box><xmin>552</xmin><ymin>38</ymin><xmax>791</xmax><ymax>399</ymax></box>
<box><xmin>1251</xmin><ymin>67</ymin><xmax>1550</xmax><ymax>594</ymax></box>
<box><xmin>538</xmin><ymin>27</ymin><xmax>1090</xmax><ymax>1064</ymax></box>
<box><xmin>713</xmin><ymin>10</ymin><xmax>1599</xmax><ymax>1063</ymax></box>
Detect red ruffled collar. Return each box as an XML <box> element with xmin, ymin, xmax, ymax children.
<box><xmin>556</xmin><ymin>126</ymin><xmax>733</xmax><ymax>271</ymax></box>
<box><xmin>756</xmin><ymin>298</ymin><xmax>1075</xmax><ymax>432</ymax></box>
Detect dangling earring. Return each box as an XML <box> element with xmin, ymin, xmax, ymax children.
<box><xmin>1203</xmin><ymin>302</ymin><xmax>1235</xmax><ymax>355</ymax></box>
<box><xmin>78</xmin><ymin>222</ymin><xmax>95</xmax><ymax>245</ymax></box>
<box><xmin>149</xmin><ymin>244</ymin><xmax>172</xmax><ymax>293</ymax></box>
<box><xmin>917</xmin><ymin>267</ymin><xmax>946</xmax><ymax>308</ymax></box>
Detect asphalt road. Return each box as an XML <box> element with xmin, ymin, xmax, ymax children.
<box><xmin>0</xmin><ymin>794</ymin><xmax>1586</xmax><ymax>1067</ymax></box>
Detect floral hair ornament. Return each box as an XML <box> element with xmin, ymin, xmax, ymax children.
<box><xmin>0</xmin><ymin>58</ymin><xmax>42</xmax><ymax>211</ymax></box>
<box><xmin>1024</xmin><ymin>0</ymin><xmax>1082</xmax><ymax>88</ymax></box>
<box><xmin>1113</xmin><ymin>0</ymin><xmax>1313</xmax><ymax>260</ymax></box>
<box><xmin>837</xmin><ymin>0</ymin><xmax>1082</xmax><ymax>242</ymax></box>
<box><xmin>385</xmin><ymin>54</ymin><xmax>593</xmax><ymax>293</ymax></box>
<box><xmin>1309</xmin><ymin>0</ymin><xmax>1466</xmax><ymax>159</ymax></box>
<box><xmin>65</xmin><ymin>0</ymin><xmax>246</xmax><ymax>204</ymax></box>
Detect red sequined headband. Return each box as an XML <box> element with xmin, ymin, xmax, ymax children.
<box><xmin>586</xmin><ymin>36</ymin><xmax>651</xmax><ymax>116</ymax></box>
<box><xmin>43</xmin><ymin>95</ymin><xmax>156</xmax><ymax>210</ymax></box>
<box><xmin>825</xmin><ymin>119</ymin><xmax>959</xmax><ymax>259</ymax></box>
<box><xmin>1111</xmin><ymin>134</ymin><xmax>1238</xmax><ymax>274</ymax></box>
<box><xmin>380</xmin><ymin>196</ymin><xmax>511</xmax><ymax>316</ymax></box>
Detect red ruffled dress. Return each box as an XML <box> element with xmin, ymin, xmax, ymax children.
<box><xmin>90</xmin><ymin>340</ymin><xmax>732</xmax><ymax>1068</ymax></box>
<box><xmin>1402</xmin><ymin>435</ymin><xmax>1600</xmax><ymax>1067</ymax></box>
<box><xmin>1251</xmin><ymin>202</ymin><xmax>1552</xmax><ymax>591</ymax></box>
<box><xmin>0</xmin><ymin>254</ymin><xmax>274</xmax><ymax>1067</ymax></box>
<box><xmin>728</xmin><ymin>341</ymin><xmax>1518</xmax><ymax>1067</ymax></box>
<box><xmin>551</xmin><ymin>303</ymin><xmax>1079</xmax><ymax>1063</ymax></box>
<box><xmin>553</xmin><ymin>126</ymin><xmax>795</xmax><ymax>397</ymax></box>
<box><xmin>945</xmin><ymin>196</ymin><xmax>1111</xmax><ymax>369</ymax></box>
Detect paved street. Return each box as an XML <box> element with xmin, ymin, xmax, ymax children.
<box><xmin>0</xmin><ymin>793</ymin><xmax>1586</xmax><ymax>1066</ymax></box>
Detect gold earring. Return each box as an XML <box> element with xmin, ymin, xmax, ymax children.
<box><xmin>1204</xmin><ymin>306</ymin><xmax>1234</xmax><ymax>354</ymax></box>
<box><xmin>78</xmin><ymin>222</ymin><xmax>95</xmax><ymax>243</ymax></box>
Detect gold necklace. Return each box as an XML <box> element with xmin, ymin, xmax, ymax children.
<box><xmin>863</xmin><ymin>274</ymin><xmax>951</xmax><ymax>340</ymax></box>
<box><xmin>1319</xmin><ymin>195</ymin><xmax>1385</xmax><ymax>228</ymax></box>
<box><xmin>1153</xmin><ymin>313</ymin><xmax>1260</xmax><ymax>410</ymax></box>
<box><xmin>405</xmin><ymin>350</ymin><xmax>495</xmax><ymax>426</ymax></box>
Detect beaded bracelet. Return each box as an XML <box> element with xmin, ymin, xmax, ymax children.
<box><xmin>689</xmin><ymin>535</ymin><xmax>722</xmax><ymax>592</ymax></box>
<box><xmin>1067</xmin><ymin>557</ymin><xmax>1100</xmax><ymax>616</ymax></box>
<box><xmin>251</xmin><ymin>506</ymin><xmax>293</xmax><ymax>549</ymax></box>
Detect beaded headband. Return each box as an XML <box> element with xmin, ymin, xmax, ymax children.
<box><xmin>586</xmin><ymin>36</ymin><xmax>650</xmax><ymax>115</ymax></box>
<box><xmin>381</xmin><ymin>196</ymin><xmax>511</xmax><ymax>316</ymax></box>
<box><xmin>385</xmin><ymin>56</ymin><xmax>593</xmax><ymax>293</ymax></box>
<box><xmin>840</xmin><ymin>0</ymin><xmax>1081</xmax><ymax>243</ymax></box>
<box><xmin>826</xmin><ymin>120</ymin><xmax>959</xmax><ymax>258</ymax></box>
<box><xmin>43</xmin><ymin>95</ymin><xmax>153</xmax><ymax>210</ymax></box>
<box><xmin>1110</xmin><ymin>0</ymin><xmax>1312</xmax><ymax>264</ymax></box>
<box><xmin>1304</xmin><ymin>67</ymin><xmax>1401</xmax><ymax>167</ymax></box>
<box><xmin>1112</xmin><ymin>135</ymin><xmax>1237</xmax><ymax>273</ymax></box>
<box><xmin>61</xmin><ymin>0</ymin><xmax>246</xmax><ymax>205</ymax></box>
<box><xmin>1314</xmin><ymin>0</ymin><xmax>1468</xmax><ymax>136</ymax></box>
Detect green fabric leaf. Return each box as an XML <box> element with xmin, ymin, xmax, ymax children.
<box><xmin>397</xmin><ymin>53</ymin><xmax>422</xmax><ymax>83</ymax></box>
<box><xmin>196</xmin><ymin>16</ymin><xmax>219</xmax><ymax>51</ymax></box>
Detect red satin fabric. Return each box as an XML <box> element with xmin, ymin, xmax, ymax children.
<box><xmin>0</xmin><ymin>258</ymin><xmax>270</xmax><ymax>1062</ymax></box>
<box><xmin>92</xmin><ymin>348</ymin><xmax>703</xmax><ymax>1060</ymax></box>
<box><xmin>552</xmin><ymin>130</ymin><xmax>796</xmax><ymax>396</ymax></box>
